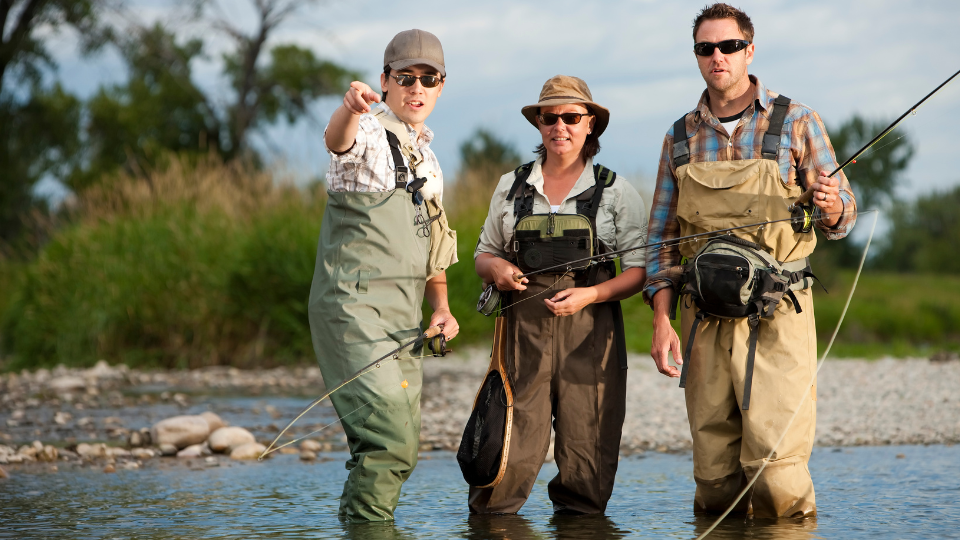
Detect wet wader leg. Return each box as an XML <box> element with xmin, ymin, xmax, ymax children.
<box><xmin>681</xmin><ymin>301</ymin><xmax>752</xmax><ymax>515</ymax></box>
<box><xmin>549</xmin><ymin>288</ymin><xmax>625</xmax><ymax>514</ymax></box>
<box><xmin>309</xmin><ymin>189</ymin><xmax>428</xmax><ymax>522</ymax></box>
<box><xmin>735</xmin><ymin>288</ymin><xmax>817</xmax><ymax>518</ymax></box>
<box><xmin>468</xmin><ymin>278</ymin><xmax>555</xmax><ymax>514</ymax></box>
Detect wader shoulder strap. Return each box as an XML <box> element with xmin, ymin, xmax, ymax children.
<box><xmin>672</xmin><ymin>114</ymin><xmax>692</xmax><ymax>167</ymax></box>
<box><xmin>383</xmin><ymin>130</ymin><xmax>410</xmax><ymax>190</ymax></box>
<box><xmin>508</xmin><ymin>162</ymin><xmax>536</xmax><ymax>225</ymax></box>
<box><xmin>578</xmin><ymin>164</ymin><xmax>615</xmax><ymax>219</ymax></box>
<box><xmin>761</xmin><ymin>94</ymin><xmax>791</xmax><ymax>160</ymax></box>
<box><xmin>374</xmin><ymin>110</ymin><xmax>425</xmax><ymax>190</ymax></box>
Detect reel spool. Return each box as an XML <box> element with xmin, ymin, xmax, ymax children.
<box><xmin>428</xmin><ymin>333</ymin><xmax>448</xmax><ymax>357</ymax></box>
<box><xmin>791</xmin><ymin>204</ymin><xmax>814</xmax><ymax>233</ymax></box>
<box><xmin>477</xmin><ymin>284</ymin><xmax>500</xmax><ymax>317</ymax></box>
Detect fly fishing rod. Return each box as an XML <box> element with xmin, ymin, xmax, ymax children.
<box><xmin>792</xmin><ymin>66</ymin><xmax>960</xmax><ymax>208</ymax></box>
<box><xmin>476</xmin><ymin>208</ymin><xmax>854</xmax><ymax>316</ymax></box>
<box><xmin>259</xmin><ymin>325</ymin><xmax>445</xmax><ymax>459</ymax></box>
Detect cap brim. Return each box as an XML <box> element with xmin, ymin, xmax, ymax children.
<box><xmin>388</xmin><ymin>58</ymin><xmax>446</xmax><ymax>77</ymax></box>
<box><xmin>521</xmin><ymin>99</ymin><xmax>610</xmax><ymax>138</ymax></box>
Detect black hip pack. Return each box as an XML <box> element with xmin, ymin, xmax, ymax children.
<box><xmin>679</xmin><ymin>236</ymin><xmax>820</xmax><ymax>410</ymax></box>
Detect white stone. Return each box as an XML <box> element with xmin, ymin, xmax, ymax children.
<box><xmin>131</xmin><ymin>448</ymin><xmax>155</xmax><ymax>459</ymax></box>
<box><xmin>299</xmin><ymin>450</ymin><xmax>317</xmax><ymax>461</ymax></box>
<box><xmin>47</xmin><ymin>376</ymin><xmax>86</xmax><ymax>393</ymax></box>
<box><xmin>76</xmin><ymin>443</ymin><xmax>107</xmax><ymax>459</ymax></box>
<box><xmin>177</xmin><ymin>444</ymin><xmax>205</xmax><ymax>458</ymax></box>
<box><xmin>106</xmin><ymin>447</ymin><xmax>130</xmax><ymax>458</ymax></box>
<box><xmin>151</xmin><ymin>415</ymin><xmax>210</xmax><ymax>449</ymax></box>
<box><xmin>208</xmin><ymin>427</ymin><xmax>255</xmax><ymax>453</ymax></box>
<box><xmin>158</xmin><ymin>443</ymin><xmax>178</xmax><ymax>456</ymax></box>
<box><xmin>39</xmin><ymin>445</ymin><xmax>58</xmax><ymax>462</ymax></box>
<box><xmin>199</xmin><ymin>411</ymin><xmax>226</xmax><ymax>432</ymax></box>
<box><xmin>229</xmin><ymin>442</ymin><xmax>266</xmax><ymax>461</ymax></box>
<box><xmin>53</xmin><ymin>411</ymin><xmax>72</xmax><ymax>425</ymax></box>
<box><xmin>300</xmin><ymin>439</ymin><xmax>322</xmax><ymax>453</ymax></box>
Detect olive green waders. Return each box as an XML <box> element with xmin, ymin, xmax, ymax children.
<box><xmin>674</xmin><ymin>153</ymin><xmax>818</xmax><ymax>518</ymax></box>
<box><xmin>309</xmin><ymin>188</ymin><xmax>428</xmax><ymax>521</ymax></box>
<box><xmin>468</xmin><ymin>272</ymin><xmax>626</xmax><ymax>515</ymax></box>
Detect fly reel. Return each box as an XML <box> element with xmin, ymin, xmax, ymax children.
<box><xmin>477</xmin><ymin>284</ymin><xmax>501</xmax><ymax>317</ymax></box>
<box><xmin>428</xmin><ymin>333</ymin><xmax>449</xmax><ymax>357</ymax></box>
<box><xmin>791</xmin><ymin>204</ymin><xmax>814</xmax><ymax>233</ymax></box>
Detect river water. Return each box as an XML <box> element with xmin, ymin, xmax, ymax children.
<box><xmin>1</xmin><ymin>444</ymin><xmax>957</xmax><ymax>539</ymax></box>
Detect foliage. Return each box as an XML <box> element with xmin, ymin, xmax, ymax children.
<box><xmin>447</xmin><ymin>129</ymin><xmax>522</xmax><ymax>212</ymax></box>
<box><xmin>871</xmin><ymin>185</ymin><xmax>960</xmax><ymax>273</ymax></box>
<box><xmin>1</xmin><ymin>155</ymin><xmax>324</xmax><ymax>369</ymax></box>
<box><xmin>0</xmin><ymin>84</ymin><xmax>81</xmax><ymax>248</ymax></box>
<box><xmin>815</xmin><ymin>115</ymin><xmax>913</xmax><ymax>269</ymax></box>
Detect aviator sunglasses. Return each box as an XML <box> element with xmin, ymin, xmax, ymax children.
<box><xmin>537</xmin><ymin>112</ymin><xmax>594</xmax><ymax>125</ymax></box>
<box><xmin>693</xmin><ymin>39</ymin><xmax>751</xmax><ymax>56</ymax></box>
<box><xmin>391</xmin><ymin>73</ymin><xmax>443</xmax><ymax>88</ymax></box>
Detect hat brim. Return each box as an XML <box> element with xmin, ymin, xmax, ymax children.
<box><xmin>387</xmin><ymin>58</ymin><xmax>446</xmax><ymax>77</ymax></box>
<box><xmin>521</xmin><ymin>98</ymin><xmax>610</xmax><ymax>138</ymax></box>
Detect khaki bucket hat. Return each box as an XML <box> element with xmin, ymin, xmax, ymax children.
<box><xmin>384</xmin><ymin>29</ymin><xmax>445</xmax><ymax>77</ymax></box>
<box><xmin>521</xmin><ymin>75</ymin><xmax>609</xmax><ymax>137</ymax></box>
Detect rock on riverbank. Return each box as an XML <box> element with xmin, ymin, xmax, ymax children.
<box><xmin>0</xmin><ymin>353</ymin><xmax>957</xmax><ymax>472</ymax></box>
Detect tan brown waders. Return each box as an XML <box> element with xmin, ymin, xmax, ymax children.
<box><xmin>467</xmin><ymin>162</ymin><xmax>627</xmax><ymax>515</ymax></box>
<box><xmin>671</xmin><ymin>96</ymin><xmax>818</xmax><ymax>518</ymax></box>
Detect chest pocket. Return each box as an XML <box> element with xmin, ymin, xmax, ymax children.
<box><xmin>514</xmin><ymin>213</ymin><xmax>594</xmax><ymax>273</ymax></box>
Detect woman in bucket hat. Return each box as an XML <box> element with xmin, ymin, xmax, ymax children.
<box><xmin>470</xmin><ymin>75</ymin><xmax>649</xmax><ymax>514</ymax></box>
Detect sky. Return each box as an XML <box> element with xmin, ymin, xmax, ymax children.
<box><xmin>39</xmin><ymin>0</ymin><xmax>960</xmax><ymax>210</ymax></box>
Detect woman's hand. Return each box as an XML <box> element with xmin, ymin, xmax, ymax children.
<box><xmin>487</xmin><ymin>257</ymin><xmax>528</xmax><ymax>292</ymax></box>
<box><xmin>544</xmin><ymin>286</ymin><xmax>598</xmax><ymax>317</ymax></box>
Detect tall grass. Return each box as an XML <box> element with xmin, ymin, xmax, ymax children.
<box><xmin>2</xmin><ymin>154</ymin><xmax>957</xmax><ymax>371</ymax></box>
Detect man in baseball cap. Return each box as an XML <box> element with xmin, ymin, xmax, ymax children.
<box><xmin>308</xmin><ymin>28</ymin><xmax>458</xmax><ymax>522</ymax></box>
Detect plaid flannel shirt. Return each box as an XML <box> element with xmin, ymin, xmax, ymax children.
<box><xmin>643</xmin><ymin>75</ymin><xmax>857</xmax><ymax>304</ymax></box>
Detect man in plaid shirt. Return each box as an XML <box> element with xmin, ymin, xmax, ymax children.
<box><xmin>644</xmin><ymin>4</ymin><xmax>857</xmax><ymax>518</ymax></box>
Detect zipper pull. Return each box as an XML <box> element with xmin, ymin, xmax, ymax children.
<box><xmin>547</xmin><ymin>212</ymin><xmax>556</xmax><ymax>235</ymax></box>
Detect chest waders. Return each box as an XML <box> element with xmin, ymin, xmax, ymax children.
<box><xmin>307</xmin><ymin>124</ymin><xmax>430</xmax><ymax>522</ymax></box>
<box><xmin>673</xmin><ymin>95</ymin><xmax>819</xmax><ymax>410</ymax></box>
<box><xmin>466</xmin><ymin>163</ymin><xmax>628</xmax><ymax>515</ymax></box>
<box><xmin>672</xmin><ymin>95</ymin><xmax>819</xmax><ymax>518</ymax></box>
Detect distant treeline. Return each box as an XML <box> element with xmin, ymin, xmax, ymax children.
<box><xmin>2</xmin><ymin>128</ymin><xmax>960</xmax><ymax>370</ymax></box>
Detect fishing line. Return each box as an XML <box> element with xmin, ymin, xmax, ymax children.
<box><xmin>260</xmin><ymin>395</ymin><xmax>379</xmax><ymax>456</ymax></box>
<box><xmin>498</xmin><ymin>270</ymin><xmax>572</xmax><ymax>313</ymax></box>
<box><xmin>694</xmin><ymin>209</ymin><xmax>878</xmax><ymax>540</ymax></box>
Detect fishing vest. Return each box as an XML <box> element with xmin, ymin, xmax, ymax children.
<box><xmin>672</xmin><ymin>95</ymin><xmax>820</xmax><ymax>410</ymax></box>
<box><xmin>373</xmin><ymin>110</ymin><xmax>458</xmax><ymax>280</ymax></box>
<box><xmin>505</xmin><ymin>161</ymin><xmax>617</xmax><ymax>276</ymax></box>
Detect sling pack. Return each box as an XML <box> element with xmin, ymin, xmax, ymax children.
<box><xmin>374</xmin><ymin>110</ymin><xmax>458</xmax><ymax>281</ymax></box>
<box><xmin>672</xmin><ymin>96</ymin><xmax>820</xmax><ymax>409</ymax></box>
<box><xmin>458</xmin><ymin>315</ymin><xmax>514</xmax><ymax>487</ymax></box>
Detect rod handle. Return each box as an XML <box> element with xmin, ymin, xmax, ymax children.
<box><xmin>423</xmin><ymin>325</ymin><xmax>442</xmax><ymax>339</ymax></box>
<box><xmin>790</xmin><ymin>187</ymin><xmax>816</xmax><ymax>210</ymax></box>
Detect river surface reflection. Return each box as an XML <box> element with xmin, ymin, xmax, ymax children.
<box><xmin>1</xmin><ymin>445</ymin><xmax>957</xmax><ymax>539</ymax></box>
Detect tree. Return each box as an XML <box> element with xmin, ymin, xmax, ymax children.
<box><xmin>0</xmin><ymin>0</ymin><xmax>106</xmax><ymax>248</ymax></box>
<box><xmin>449</xmin><ymin>129</ymin><xmax>522</xmax><ymax>212</ymax></box>
<box><xmin>873</xmin><ymin>186</ymin><xmax>960</xmax><ymax>273</ymax></box>
<box><xmin>72</xmin><ymin>0</ymin><xmax>359</xmax><ymax>187</ymax></box>
<box><xmin>812</xmin><ymin>115</ymin><xmax>914</xmax><ymax>270</ymax></box>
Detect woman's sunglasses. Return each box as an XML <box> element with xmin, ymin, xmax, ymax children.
<box><xmin>693</xmin><ymin>39</ymin><xmax>751</xmax><ymax>57</ymax></box>
<box><xmin>537</xmin><ymin>112</ymin><xmax>594</xmax><ymax>126</ymax></box>
<box><xmin>391</xmin><ymin>74</ymin><xmax>443</xmax><ymax>88</ymax></box>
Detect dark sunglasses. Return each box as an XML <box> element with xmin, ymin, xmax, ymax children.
<box><xmin>537</xmin><ymin>112</ymin><xmax>594</xmax><ymax>126</ymax></box>
<box><xmin>693</xmin><ymin>39</ymin><xmax>751</xmax><ymax>56</ymax></box>
<box><xmin>391</xmin><ymin>74</ymin><xmax>443</xmax><ymax>88</ymax></box>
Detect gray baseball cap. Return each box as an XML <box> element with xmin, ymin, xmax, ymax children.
<box><xmin>383</xmin><ymin>29</ymin><xmax>445</xmax><ymax>77</ymax></box>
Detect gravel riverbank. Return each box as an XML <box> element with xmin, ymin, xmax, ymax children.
<box><xmin>1</xmin><ymin>352</ymin><xmax>958</xmax><ymax>471</ymax></box>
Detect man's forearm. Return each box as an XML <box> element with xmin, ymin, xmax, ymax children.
<box><xmin>324</xmin><ymin>105</ymin><xmax>362</xmax><ymax>153</ymax></box>
<box><xmin>425</xmin><ymin>271</ymin><xmax>449</xmax><ymax>312</ymax></box>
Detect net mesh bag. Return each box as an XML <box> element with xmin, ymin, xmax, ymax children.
<box><xmin>457</xmin><ymin>369</ymin><xmax>510</xmax><ymax>487</ymax></box>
